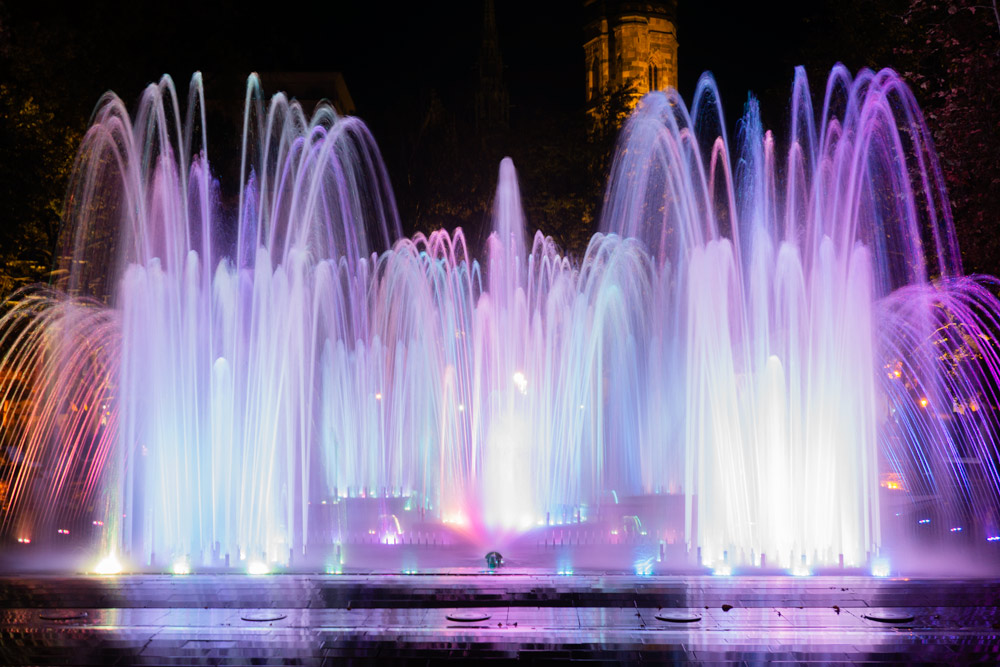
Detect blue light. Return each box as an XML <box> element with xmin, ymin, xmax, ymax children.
<box><xmin>634</xmin><ymin>557</ymin><xmax>655</xmax><ymax>576</ymax></box>
<box><xmin>950</xmin><ymin>527</ymin><xmax>962</xmax><ymax>532</ymax></box>
<box><xmin>918</xmin><ymin>518</ymin><xmax>931</xmax><ymax>524</ymax></box>
<box><xmin>987</xmin><ymin>535</ymin><xmax>1000</xmax><ymax>542</ymax></box>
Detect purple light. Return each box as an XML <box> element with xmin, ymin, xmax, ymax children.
<box><xmin>918</xmin><ymin>519</ymin><xmax>931</xmax><ymax>524</ymax></box>
<box><xmin>950</xmin><ymin>527</ymin><xmax>962</xmax><ymax>532</ymax></box>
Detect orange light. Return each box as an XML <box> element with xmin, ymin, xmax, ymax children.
<box><xmin>893</xmin><ymin>369</ymin><xmax>901</xmax><ymax>378</ymax></box>
<box><xmin>919</xmin><ymin>397</ymin><xmax>929</xmax><ymax>408</ymax></box>
<box><xmin>880</xmin><ymin>473</ymin><xmax>905</xmax><ymax>492</ymax></box>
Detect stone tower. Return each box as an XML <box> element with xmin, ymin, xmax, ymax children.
<box><xmin>475</xmin><ymin>0</ymin><xmax>510</xmax><ymax>129</ymax></box>
<box><xmin>583</xmin><ymin>0</ymin><xmax>678</xmax><ymax>119</ymax></box>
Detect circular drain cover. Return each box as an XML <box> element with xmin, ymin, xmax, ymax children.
<box><xmin>655</xmin><ymin>612</ymin><xmax>702</xmax><ymax>623</ymax></box>
<box><xmin>39</xmin><ymin>611</ymin><xmax>88</xmax><ymax>621</ymax></box>
<box><xmin>446</xmin><ymin>612</ymin><xmax>491</xmax><ymax>623</ymax></box>
<box><xmin>863</xmin><ymin>611</ymin><xmax>914</xmax><ymax>624</ymax></box>
<box><xmin>241</xmin><ymin>613</ymin><xmax>287</xmax><ymax>622</ymax></box>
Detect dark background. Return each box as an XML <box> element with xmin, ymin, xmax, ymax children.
<box><xmin>1</xmin><ymin>0</ymin><xmax>997</xmax><ymax>288</ymax></box>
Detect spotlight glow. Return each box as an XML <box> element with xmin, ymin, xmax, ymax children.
<box><xmin>634</xmin><ymin>557</ymin><xmax>655</xmax><ymax>576</ymax></box>
<box><xmin>171</xmin><ymin>559</ymin><xmax>191</xmax><ymax>575</ymax></box>
<box><xmin>871</xmin><ymin>558</ymin><xmax>891</xmax><ymax>577</ymax></box>
<box><xmin>712</xmin><ymin>564</ymin><xmax>732</xmax><ymax>576</ymax></box>
<box><xmin>247</xmin><ymin>561</ymin><xmax>270</xmax><ymax>575</ymax></box>
<box><xmin>94</xmin><ymin>554</ymin><xmax>123</xmax><ymax>575</ymax></box>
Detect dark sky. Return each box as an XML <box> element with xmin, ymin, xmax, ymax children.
<box><xmin>6</xmin><ymin>0</ymin><xmax>874</xmax><ymax>134</ymax></box>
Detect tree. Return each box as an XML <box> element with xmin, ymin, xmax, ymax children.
<box><xmin>0</xmin><ymin>85</ymin><xmax>80</xmax><ymax>296</ymax></box>
<box><xmin>892</xmin><ymin>0</ymin><xmax>1000</xmax><ymax>277</ymax></box>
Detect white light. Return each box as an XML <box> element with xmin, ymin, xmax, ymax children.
<box><xmin>247</xmin><ymin>561</ymin><xmax>270</xmax><ymax>575</ymax></box>
<box><xmin>712</xmin><ymin>563</ymin><xmax>732</xmax><ymax>576</ymax></box>
<box><xmin>94</xmin><ymin>554</ymin><xmax>123</xmax><ymax>575</ymax></box>
<box><xmin>791</xmin><ymin>564</ymin><xmax>811</xmax><ymax>577</ymax></box>
<box><xmin>512</xmin><ymin>371</ymin><xmax>527</xmax><ymax>394</ymax></box>
<box><xmin>871</xmin><ymin>558</ymin><xmax>891</xmax><ymax>577</ymax></box>
<box><xmin>171</xmin><ymin>559</ymin><xmax>191</xmax><ymax>575</ymax></box>
<box><xmin>458</xmin><ymin>403</ymin><xmax>465</xmax><ymax>412</ymax></box>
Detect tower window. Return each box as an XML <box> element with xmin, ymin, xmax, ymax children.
<box><xmin>591</xmin><ymin>58</ymin><xmax>601</xmax><ymax>100</ymax></box>
<box><xmin>648</xmin><ymin>63</ymin><xmax>658</xmax><ymax>91</ymax></box>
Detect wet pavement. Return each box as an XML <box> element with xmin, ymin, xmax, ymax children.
<box><xmin>0</xmin><ymin>574</ymin><xmax>998</xmax><ymax>664</ymax></box>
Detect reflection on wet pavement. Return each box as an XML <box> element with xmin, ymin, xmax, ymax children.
<box><xmin>1</xmin><ymin>574</ymin><xmax>998</xmax><ymax>663</ymax></box>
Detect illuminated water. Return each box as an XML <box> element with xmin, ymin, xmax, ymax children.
<box><xmin>2</xmin><ymin>67</ymin><xmax>999</xmax><ymax>574</ymax></box>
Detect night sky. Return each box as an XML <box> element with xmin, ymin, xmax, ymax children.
<box><xmin>5</xmin><ymin>0</ymin><xmax>883</xmax><ymax>147</ymax></box>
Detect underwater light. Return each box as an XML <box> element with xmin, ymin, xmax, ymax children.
<box><xmin>171</xmin><ymin>559</ymin><xmax>191</xmax><ymax>575</ymax></box>
<box><xmin>791</xmin><ymin>565</ymin><xmax>811</xmax><ymax>577</ymax></box>
<box><xmin>94</xmin><ymin>554</ymin><xmax>123</xmax><ymax>575</ymax></box>
<box><xmin>712</xmin><ymin>563</ymin><xmax>732</xmax><ymax>576</ymax></box>
<box><xmin>247</xmin><ymin>561</ymin><xmax>270</xmax><ymax>575</ymax></box>
<box><xmin>871</xmin><ymin>558</ymin><xmax>891</xmax><ymax>577</ymax></box>
<box><xmin>634</xmin><ymin>558</ymin><xmax>655</xmax><ymax>576</ymax></box>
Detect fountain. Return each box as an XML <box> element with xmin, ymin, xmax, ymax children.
<box><xmin>1</xmin><ymin>66</ymin><xmax>998</xmax><ymax>575</ymax></box>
